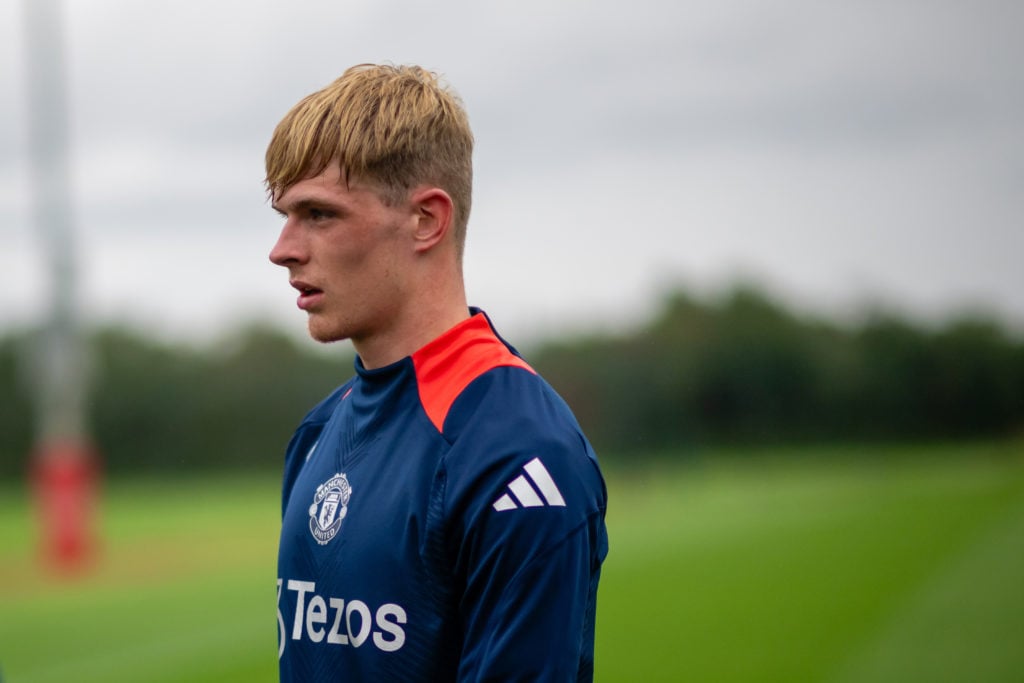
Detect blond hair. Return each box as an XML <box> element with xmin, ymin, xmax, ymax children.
<box><xmin>265</xmin><ymin>64</ymin><xmax>474</xmax><ymax>252</ymax></box>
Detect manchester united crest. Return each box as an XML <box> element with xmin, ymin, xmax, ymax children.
<box><xmin>309</xmin><ymin>473</ymin><xmax>352</xmax><ymax>545</ymax></box>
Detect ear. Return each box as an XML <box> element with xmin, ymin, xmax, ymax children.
<box><xmin>409</xmin><ymin>187</ymin><xmax>454</xmax><ymax>253</ymax></box>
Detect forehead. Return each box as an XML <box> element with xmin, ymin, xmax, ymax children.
<box><xmin>272</xmin><ymin>164</ymin><xmax>382</xmax><ymax>211</ymax></box>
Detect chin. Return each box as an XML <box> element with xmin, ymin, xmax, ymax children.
<box><xmin>307</xmin><ymin>318</ymin><xmax>349</xmax><ymax>344</ymax></box>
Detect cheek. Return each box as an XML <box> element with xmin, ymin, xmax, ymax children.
<box><xmin>318</xmin><ymin>219</ymin><xmax>406</xmax><ymax>291</ymax></box>
<box><xmin>320</xmin><ymin>236</ymin><xmax>371</xmax><ymax>275</ymax></box>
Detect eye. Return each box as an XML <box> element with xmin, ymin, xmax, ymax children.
<box><xmin>309</xmin><ymin>207</ymin><xmax>333</xmax><ymax>221</ymax></box>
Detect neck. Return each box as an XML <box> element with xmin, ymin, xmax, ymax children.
<box><xmin>353</xmin><ymin>271</ymin><xmax>469</xmax><ymax>370</ymax></box>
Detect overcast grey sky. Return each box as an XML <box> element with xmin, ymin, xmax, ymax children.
<box><xmin>2</xmin><ymin>0</ymin><xmax>1022</xmax><ymax>347</ymax></box>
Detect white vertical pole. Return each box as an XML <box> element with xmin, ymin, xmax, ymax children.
<box><xmin>24</xmin><ymin>0</ymin><xmax>87</xmax><ymax>445</ymax></box>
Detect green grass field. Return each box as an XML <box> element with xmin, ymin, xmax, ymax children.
<box><xmin>1</xmin><ymin>440</ymin><xmax>1022</xmax><ymax>682</ymax></box>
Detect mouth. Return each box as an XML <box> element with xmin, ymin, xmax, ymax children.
<box><xmin>291</xmin><ymin>280</ymin><xmax>324</xmax><ymax>311</ymax></box>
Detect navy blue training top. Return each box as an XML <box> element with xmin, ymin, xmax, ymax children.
<box><xmin>276</xmin><ymin>310</ymin><xmax>609</xmax><ymax>681</ymax></box>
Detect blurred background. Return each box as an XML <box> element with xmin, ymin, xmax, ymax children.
<box><xmin>1</xmin><ymin>1</ymin><xmax>1022</xmax><ymax>681</ymax></box>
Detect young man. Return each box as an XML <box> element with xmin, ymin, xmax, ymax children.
<box><xmin>266</xmin><ymin>64</ymin><xmax>608</xmax><ymax>682</ymax></box>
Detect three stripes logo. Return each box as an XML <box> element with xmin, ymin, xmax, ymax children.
<box><xmin>492</xmin><ymin>457</ymin><xmax>566</xmax><ymax>511</ymax></box>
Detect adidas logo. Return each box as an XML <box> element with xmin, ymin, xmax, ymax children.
<box><xmin>492</xmin><ymin>457</ymin><xmax>566</xmax><ymax>511</ymax></box>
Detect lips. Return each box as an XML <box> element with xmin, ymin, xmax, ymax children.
<box><xmin>290</xmin><ymin>280</ymin><xmax>324</xmax><ymax>311</ymax></box>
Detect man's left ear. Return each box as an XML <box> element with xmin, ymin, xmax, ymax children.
<box><xmin>410</xmin><ymin>187</ymin><xmax>454</xmax><ymax>253</ymax></box>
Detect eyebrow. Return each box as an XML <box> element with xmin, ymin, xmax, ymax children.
<box><xmin>271</xmin><ymin>197</ymin><xmax>342</xmax><ymax>216</ymax></box>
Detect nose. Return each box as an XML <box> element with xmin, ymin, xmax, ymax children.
<box><xmin>269</xmin><ymin>219</ymin><xmax>306</xmax><ymax>267</ymax></box>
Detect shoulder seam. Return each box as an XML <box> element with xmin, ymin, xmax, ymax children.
<box><xmin>412</xmin><ymin>315</ymin><xmax>534</xmax><ymax>433</ymax></box>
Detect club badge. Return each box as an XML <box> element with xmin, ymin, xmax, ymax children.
<box><xmin>309</xmin><ymin>473</ymin><xmax>352</xmax><ymax>545</ymax></box>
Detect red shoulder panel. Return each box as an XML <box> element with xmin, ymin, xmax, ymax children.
<box><xmin>411</xmin><ymin>313</ymin><xmax>535</xmax><ymax>433</ymax></box>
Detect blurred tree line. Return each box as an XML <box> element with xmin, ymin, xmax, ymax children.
<box><xmin>0</xmin><ymin>325</ymin><xmax>349</xmax><ymax>477</ymax></box>
<box><xmin>535</xmin><ymin>286</ymin><xmax>1024</xmax><ymax>453</ymax></box>
<box><xmin>1</xmin><ymin>285</ymin><xmax>1022</xmax><ymax>477</ymax></box>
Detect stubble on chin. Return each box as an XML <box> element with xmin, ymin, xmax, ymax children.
<box><xmin>307</xmin><ymin>316</ymin><xmax>348</xmax><ymax>345</ymax></box>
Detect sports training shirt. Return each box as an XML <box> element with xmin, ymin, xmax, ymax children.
<box><xmin>277</xmin><ymin>310</ymin><xmax>609</xmax><ymax>681</ymax></box>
